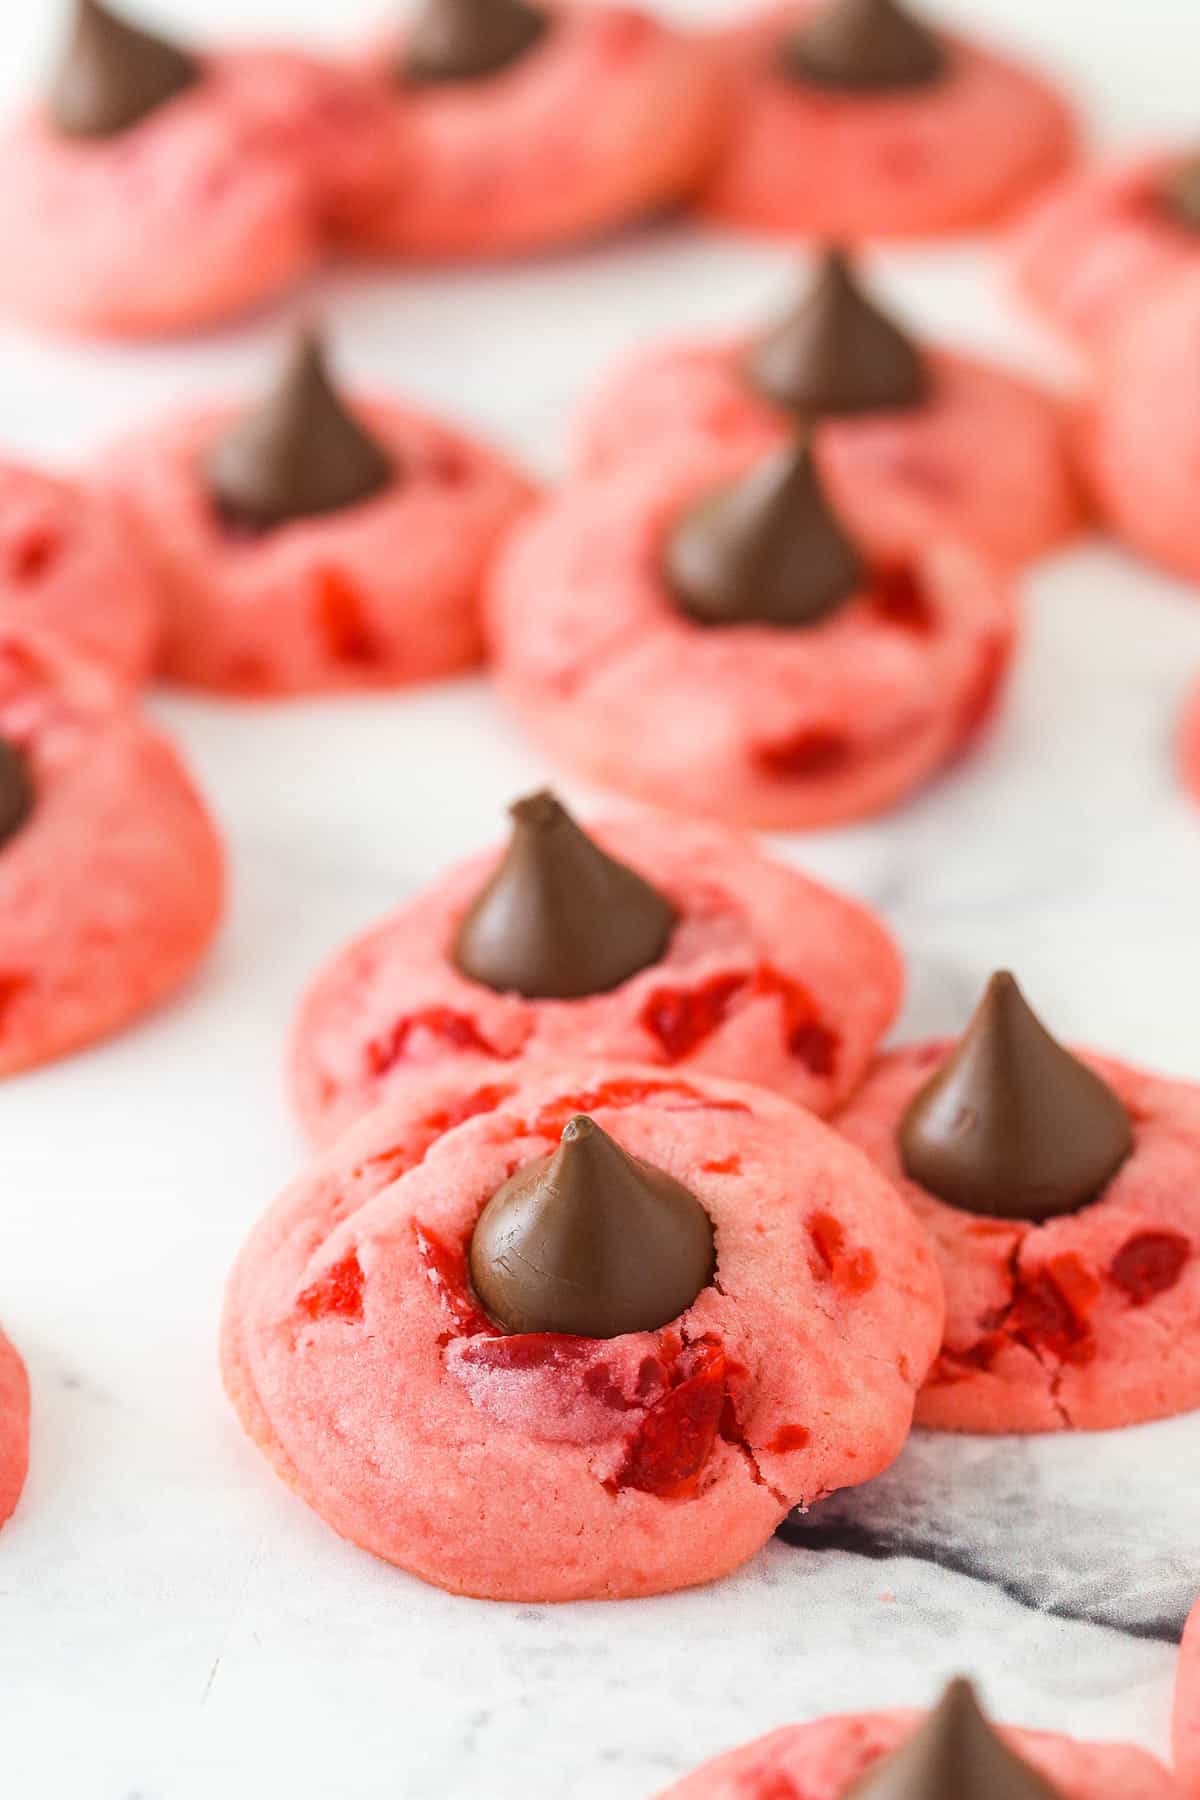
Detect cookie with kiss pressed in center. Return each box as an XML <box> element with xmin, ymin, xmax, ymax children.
<box><xmin>836</xmin><ymin>973</ymin><xmax>1200</xmax><ymax>1432</ymax></box>
<box><xmin>103</xmin><ymin>330</ymin><xmax>533</xmax><ymax>697</ymax></box>
<box><xmin>290</xmin><ymin>792</ymin><xmax>903</xmax><ymax>1146</ymax></box>
<box><xmin>575</xmin><ymin>249</ymin><xmax>1081</xmax><ymax>567</ymax></box>
<box><xmin>223</xmin><ymin>1061</ymin><xmax>943</xmax><ymax>1601</ymax></box>
<box><xmin>699</xmin><ymin>1</ymin><xmax>1074</xmax><ymax>241</ymax></box>
<box><xmin>339</xmin><ymin>0</ymin><xmax>722</xmax><ymax>259</ymax></box>
<box><xmin>659</xmin><ymin>1679</ymin><xmax>1178</xmax><ymax>1800</ymax></box>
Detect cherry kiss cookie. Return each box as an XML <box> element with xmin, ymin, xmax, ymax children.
<box><xmin>292</xmin><ymin>791</ymin><xmax>903</xmax><ymax>1145</ymax></box>
<box><xmin>0</xmin><ymin>624</ymin><xmax>222</xmax><ymax>1073</ymax></box>
<box><xmin>836</xmin><ymin>972</ymin><xmax>1200</xmax><ymax>1433</ymax></box>
<box><xmin>699</xmin><ymin>0</ymin><xmax>1074</xmax><ymax>241</ymax></box>
<box><xmin>342</xmin><ymin>0</ymin><xmax>722</xmax><ymax>259</ymax></box>
<box><xmin>1178</xmin><ymin>1598</ymin><xmax>1200</xmax><ymax>1797</ymax></box>
<box><xmin>576</xmin><ymin>250</ymin><xmax>1081</xmax><ymax>566</ymax></box>
<box><xmin>105</xmin><ymin>331</ymin><xmax>532</xmax><ymax>696</ymax></box>
<box><xmin>223</xmin><ymin>1061</ymin><xmax>943</xmax><ymax>1600</ymax></box>
<box><xmin>1085</xmin><ymin>269</ymin><xmax>1200</xmax><ymax>586</ymax></box>
<box><xmin>0</xmin><ymin>460</ymin><xmax>159</xmax><ymax>687</ymax></box>
<box><xmin>0</xmin><ymin>2</ymin><xmax>391</xmax><ymax>337</ymax></box>
<box><xmin>488</xmin><ymin>439</ymin><xmax>1017</xmax><ymax>829</ymax></box>
<box><xmin>1011</xmin><ymin>149</ymin><xmax>1200</xmax><ymax>351</ymax></box>
<box><xmin>660</xmin><ymin>1677</ymin><xmax>1178</xmax><ymax>1800</ymax></box>
<box><xmin>0</xmin><ymin>1325</ymin><xmax>29</xmax><ymax>1530</ymax></box>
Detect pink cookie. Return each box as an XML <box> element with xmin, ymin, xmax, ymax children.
<box><xmin>0</xmin><ymin>625</ymin><xmax>223</xmax><ymax>1073</ymax></box>
<box><xmin>1085</xmin><ymin>268</ymin><xmax>1200</xmax><ymax>585</ymax></box>
<box><xmin>1011</xmin><ymin>151</ymin><xmax>1200</xmax><ymax>351</ymax></box>
<box><xmin>0</xmin><ymin>1326</ymin><xmax>29</xmax><ymax>1530</ymax></box>
<box><xmin>222</xmin><ymin>1062</ymin><xmax>943</xmax><ymax>1600</ymax></box>
<box><xmin>344</xmin><ymin>5</ymin><xmax>722</xmax><ymax>259</ymax></box>
<box><xmin>1178</xmin><ymin>1598</ymin><xmax>1200</xmax><ymax>1797</ymax></box>
<box><xmin>1183</xmin><ymin>683</ymin><xmax>1200</xmax><ymax>811</ymax></box>
<box><xmin>576</xmin><ymin>338</ymin><xmax>1080</xmax><ymax>567</ymax></box>
<box><xmin>0</xmin><ymin>48</ymin><xmax>391</xmax><ymax>337</ymax></box>
<box><xmin>292</xmin><ymin>808</ymin><xmax>903</xmax><ymax>1146</ymax></box>
<box><xmin>836</xmin><ymin>1044</ymin><xmax>1200</xmax><ymax>1432</ymax></box>
<box><xmin>659</xmin><ymin>1706</ymin><xmax>1177</xmax><ymax>1799</ymax></box>
<box><xmin>0</xmin><ymin>460</ymin><xmax>159</xmax><ymax>687</ymax></box>
<box><xmin>105</xmin><ymin>396</ymin><xmax>532</xmax><ymax>697</ymax></box>
<box><xmin>486</xmin><ymin>447</ymin><xmax>1017</xmax><ymax>829</ymax></box>
<box><xmin>700</xmin><ymin>6</ymin><xmax>1074</xmax><ymax>241</ymax></box>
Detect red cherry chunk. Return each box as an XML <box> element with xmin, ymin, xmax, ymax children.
<box><xmin>611</xmin><ymin>1341</ymin><xmax>727</xmax><ymax>1499</ymax></box>
<box><xmin>1109</xmin><ymin>1231</ymin><xmax>1190</xmax><ymax>1306</ymax></box>
<box><xmin>365</xmin><ymin>1008</ymin><xmax>506</xmax><ymax>1077</ymax></box>
<box><xmin>754</xmin><ymin>727</ymin><xmax>851</xmax><ymax>780</ymax></box>
<box><xmin>808</xmin><ymin>1211</ymin><xmax>878</xmax><ymax>1295</ymax></box>
<box><xmin>316</xmin><ymin>568</ymin><xmax>376</xmax><ymax>664</ymax></box>
<box><xmin>296</xmin><ymin>1249</ymin><xmax>364</xmax><ymax>1322</ymax></box>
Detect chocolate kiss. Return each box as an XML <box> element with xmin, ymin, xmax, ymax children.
<box><xmin>454</xmin><ymin>791</ymin><xmax>676</xmax><ymax>1000</ymax></box>
<box><xmin>404</xmin><ymin>0</ymin><xmax>549</xmax><ymax>83</ymax></box>
<box><xmin>469</xmin><ymin>1114</ymin><xmax>716</xmax><ymax>1337</ymax></box>
<box><xmin>845</xmin><ymin>1679</ymin><xmax>1064</xmax><ymax>1800</ymax></box>
<box><xmin>1161</xmin><ymin>153</ymin><xmax>1200</xmax><ymax>230</ymax></box>
<box><xmin>748</xmin><ymin>249</ymin><xmax>929</xmax><ymax>418</ymax></box>
<box><xmin>0</xmin><ymin>739</ymin><xmax>33</xmax><ymax>850</ymax></box>
<box><xmin>206</xmin><ymin>331</ymin><xmax>393</xmax><ymax>534</ymax></box>
<box><xmin>899</xmin><ymin>972</ymin><xmax>1134</xmax><ymax>1222</ymax></box>
<box><xmin>783</xmin><ymin>0</ymin><xmax>945</xmax><ymax>92</ymax></box>
<box><xmin>49</xmin><ymin>0</ymin><xmax>200</xmax><ymax>139</ymax></box>
<box><xmin>665</xmin><ymin>439</ymin><xmax>863</xmax><ymax>628</ymax></box>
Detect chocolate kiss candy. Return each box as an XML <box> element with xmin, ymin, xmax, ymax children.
<box><xmin>845</xmin><ymin>1679</ymin><xmax>1064</xmax><ymax>1800</ymax></box>
<box><xmin>206</xmin><ymin>331</ymin><xmax>393</xmax><ymax>534</ymax></box>
<box><xmin>453</xmin><ymin>790</ymin><xmax>676</xmax><ymax>1000</ymax></box>
<box><xmin>898</xmin><ymin>971</ymin><xmax>1134</xmax><ymax>1221</ymax></box>
<box><xmin>0</xmin><ymin>739</ymin><xmax>33</xmax><ymax>850</ymax></box>
<box><xmin>748</xmin><ymin>248</ymin><xmax>929</xmax><ymax>418</ymax></box>
<box><xmin>783</xmin><ymin>0</ymin><xmax>945</xmax><ymax>92</ymax></box>
<box><xmin>49</xmin><ymin>0</ymin><xmax>200</xmax><ymax>139</ymax></box>
<box><xmin>404</xmin><ymin>0</ymin><xmax>549</xmax><ymax>83</ymax></box>
<box><xmin>665</xmin><ymin>439</ymin><xmax>863</xmax><ymax>628</ymax></box>
<box><xmin>1161</xmin><ymin>153</ymin><xmax>1200</xmax><ymax>230</ymax></box>
<box><xmin>469</xmin><ymin>1114</ymin><xmax>716</xmax><ymax>1337</ymax></box>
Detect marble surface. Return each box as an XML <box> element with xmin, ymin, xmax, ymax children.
<box><xmin>2</xmin><ymin>2</ymin><xmax>1200</xmax><ymax>1796</ymax></box>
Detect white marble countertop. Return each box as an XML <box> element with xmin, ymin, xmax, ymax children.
<box><xmin>1</xmin><ymin>2</ymin><xmax>1199</xmax><ymax>1796</ymax></box>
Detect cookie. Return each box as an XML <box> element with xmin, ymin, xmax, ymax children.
<box><xmin>1011</xmin><ymin>150</ymin><xmax>1200</xmax><ymax>350</ymax></box>
<box><xmin>223</xmin><ymin>1061</ymin><xmax>943</xmax><ymax>1600</ymax></box>
<box><xmin>0</xmin><ymin>3</ymin><xmax>390</xmax><ymax>336</ymax></box>
<box><xmin>576</xmin><ymin>249</ymin><xmax>1081</xmax><ymax>565</ymax></box>
<box><xmin>1085</xmin><ymin>268</ymin><xmax>1200</xmax><ymax>585</ymax></box>
<box><xmin>1178</xmin><ymin>1598</ymin><xmax>1200</xmax><ymax>1798</ymax></box>
<box><xmin>0</xmin><ymin>1326</ymin><xmax>29</xmax><ymax>1530</ymax></box>
<box><xmin>341</xmin><ymin>0</ymin><xmax>722</xmax><ymax>259</ymax></box>
<box><xmin>699</xmin><ymin>1</ymin><xmax>1074</xmax><ymax>241</ymax></box>
<box><xmin>660</xmin><ymin>1678</ymin><xmax>1177</xmax><ymax>1800</ymax></box>
<box><xmin>1179</xmin><ymin>682</ymin><xmax>1200</xmax><ymax>810</ymax></box>
<box><xmin>292</xmin><ymin>791</ymin><xmax>903</xmax><ymax>1145</ymax></box>
<box><xmin>487</xmin><ymin>439</ymin><xmax>1017</xmax><ymax>829</ymax></box>
<box><xmin>0</xmin><ymin>624</ymin><xmax>223</xmax><ymax>1073</ymax></box>
<box><xmin>0</xmin><ymin>460</ymin><xmax>159</xmax><ymax>686</ymax></box>
<box><xmin>836</xmin><ymin>972</ymin><xmax>1200</xmax><ymax>1432</ymax></box>
<box><xmin>104</xmin><ymin>331</ymin><xmax>533</xmax><ymax>696</ymax></box>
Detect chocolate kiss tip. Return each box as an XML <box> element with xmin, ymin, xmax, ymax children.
<box><xmin>50</xmin><ymin>0</ymin><xmax>200</xmax><ymax>139</ymax></box>
<box><xmin>784</xmin><ymin>0</ymin><xmax>945</xmax><ymax>93</ymax></box>
<box><xmin>0</xmin><ymin>738</ymin><xmax>34</xmax><ymax>851</ymax></box>
<box><xmin>468</xmin><ymin>1113</ymin><xmax>716</xmax><ymax>1338</ymax></box>
<box><xmin>665</xmin><ymin>438</ymin><xmax>863</xmax><ymax>629</ymax></box>
<box><xmin>846</xmin><ymin>1678</ymin><xmax>1065</xmax><ymax>1800</ymax></box>
<box><xmin>403</xmin><ymin>0</ymin><xmax>549</xmax><ymax>84</ymax></box>
<box><xmin>749</xmin><ymin>247</ymin><xmax>928</xmax><ymax>418</ymax></box>
<box><xmin>453</xmin><ymin>789</ymin><xmax>676</xmax><ymax>1001</ymax></box>
<box><xmin>205</xmin><ymin>329</ymin><xmax>393</xmax><ymax>534</ymax></box>
<box><xmin>898</xmin><ymin>970</ymin><xmax>1134</xmax><ymax>1222</ymax></box>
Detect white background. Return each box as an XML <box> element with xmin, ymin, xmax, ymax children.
<box><xmin>1</xmin><ymin>3</ymin><xmax>1199</xmax><ymax>1797</ymax></box>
